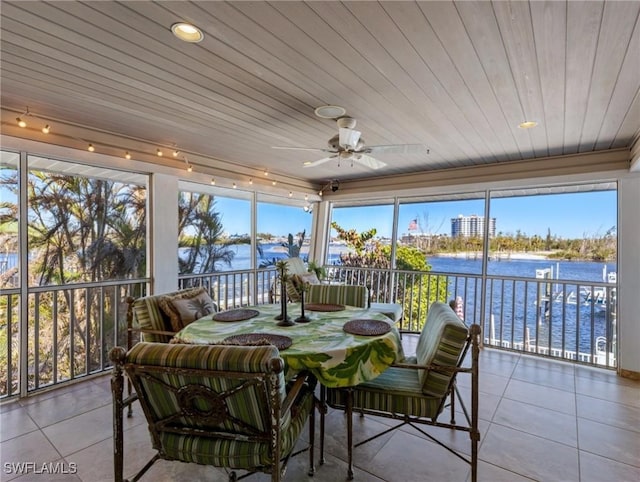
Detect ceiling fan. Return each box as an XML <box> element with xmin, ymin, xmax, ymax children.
<box><xmin>272</xmin><ymin>116</ymin><xmax>429</xmax><ymax>170</ymax></box>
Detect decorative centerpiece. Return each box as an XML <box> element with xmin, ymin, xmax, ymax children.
<box><xmin>275</xmin><ymin>260</ymin><xmax>294</xmax><ymax>326</ymax></box>
<box><xmin>295</xmin><ymin>281</ymin><xmax>311</xmax><ymax>323</ymax></box>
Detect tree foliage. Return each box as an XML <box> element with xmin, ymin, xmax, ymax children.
<box><xmin>0</xmin><ymin>168</ymin><xmax>147</xmax><ymax>395</ymax></box>
<box><xmin>178</xmin><ymin>192</ymin><xmax>241</xmax><ymax>274</ymax></box>
<box><xmin>331</xmin><ymin>222</ymin><xmax>447</xmax><ymax>329</ymax></box>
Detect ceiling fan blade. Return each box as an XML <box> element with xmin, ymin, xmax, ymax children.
<box><xmin>366</xmin><ymin>144</ymin><xmax>430</xmax><ymax>155</ymax></box>
<box><xmin>272</xmin><ymin>146</ymin><xmax>330</xmax><ymax>152</ymax></box>
<box><xmin>353</xmin><ymin>154</ymin><xmax>387</xmax><ymax>170</ymax></box>
<box><xmin>303</xmin><ymin>156</ymin><xmax>337</xmax><ymax>168</ymax></box>
<box><xmin>339</xmin><ymin>127</ymin><xmax>361</xmax><ymax>150</ymax></box>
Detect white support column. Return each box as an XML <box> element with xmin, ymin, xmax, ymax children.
<box><xmin>308</xmin><ymin>200</ymin><xmax>331</xmax><ymax>264</ymax></box>
<box><xmin>617</xmin><ymin>175</ymin><xmax>640</xmax><ymax>377</ymax></box>
<box><xmin>150</xmin><ymin>174</ymin><xmax>179</xmax><ymax>294</ymax></box>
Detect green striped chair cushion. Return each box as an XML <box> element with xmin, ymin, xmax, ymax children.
<box><xmin>126</xmin><ymin>343</ymin><xmax>288</xmax><ymax>433</ymax></box>
<box><xmin>307</xmin><ymin>284</ymin><xmax>368</xmax><ymax>308</ymax></box>
<box><xmin>285</xmin><ymin>276</ymin><xmax>302</xmax><ymax>302</ymax></box>
<box><xmin>125</xmin><ymin>342</ymin><xmax>312</xmax><ymax>470</ymax></box>
<box><xmin>158</xmin><ymin>388</ymin><xmax>313</xmax><ymax>468</ymax></box>
<box><xmin>415</xmin><ymin>302</ymin><xmax>469</xmax><ymax>397</ymax></box>
<box><xmin>326</xmin><ymin>366</ymin><xmax>444</xmax><ymax>419</ymax></box>
<box><xmin>132</xmin><ymin>288</ymin><xmax>206</xmax><ymax>343</ymax></box>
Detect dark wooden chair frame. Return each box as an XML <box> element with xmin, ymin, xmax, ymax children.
<box><xmin>110</xmin><ymin>346</ymin><xmax>317</xmax><ymax>482</ymax></box>
<box><xmin>324</xmin><ymin>324</ymin><xmax>481</xmax><ymax>481</ymax></box>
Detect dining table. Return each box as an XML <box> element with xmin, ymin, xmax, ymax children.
<box><xmin>171</xmin><ymin>302</ymin><xmax>404</xmax><ymax>388</ymax></box>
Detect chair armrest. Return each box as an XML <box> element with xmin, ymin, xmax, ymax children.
<box><xmin>281</xmin><ymin>372</ymin><xmax>312</xmax><ymax>416</ymax></box>
<box><xmin>129</xmin><ymin>327</ymin><xmax>177</xmax><ymax>338</ymax></box>
<box><xmin>391</xmin><ymin>362</ymin><xmax>472</xmax><ymax>374</ymax></box>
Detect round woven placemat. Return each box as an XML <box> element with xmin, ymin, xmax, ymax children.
<box><xmin>222</xmin><ymin>333</ymin><xmax>292</xmax><ymax>350</ymax></box>
<box><xmin>212</xmin><ymin>309</ymin><xmax>260</xmax><ymax>322</ymax></box>
<box><xmin>343</xmin><ymin>319</ymin><xmax>391</xmax><ymax>336</ymax></box>
<box><xmin>305</xmin><ymin>303</ymin><xmax>345</xmax><ymax>312</ymax></box>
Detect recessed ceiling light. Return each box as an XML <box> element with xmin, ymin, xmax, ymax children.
<box><xmin>314</xmin><ymin>105</ymin><xmax>347</xmax><ymax>119</ymax></box>
<box><xmin>518</xmin><ymin>121</ymin><xmax>538</xmax><ymax>129</ymax></box>
<box><xmin>171</xmin><ymin>22</ymin><xmax>204</xmax><ymax>43</ymax></box>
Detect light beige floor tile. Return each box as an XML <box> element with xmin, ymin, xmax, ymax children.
<box><xmin>18</xmin><ymin>378</ymin><xmax>108</xmax><ymax>407</ymax></box>
<box><xmin>319</xmin><ymin>408</ymin><xmax>395</xmax><ymax>465</ymax></box>
<box><xmin>475</xmin><ymin>348</ymin><xmax>520</xmax><ymax>378</ymax></box>
<box><xmin>493</xmin><ymin>398</ymin><xmax>577</xmax><ymax>446</ymax></box>
<box><xmin>480</xmin><ymin>424</ymin><xmax>579</xmax><ymax>481</ymax></box>
<box><xmin>0</xmin><ymin>401</ymin><xmax>22</xmax><ymax>415</ymax></box>
<box><xmin>579</xmin><ymin>450</ymin><xmax>640</xmax><ymax>482</ymax></box>
<box><xmin>575</xmin><ymin>376</ymin><xmax>640</xmax><ymax>408</ymax></box>
<box><xmin>400</xmin><ymin>418</ymin><xmax>490</xmax><ymax>458</ymax></box>
<box><xmin>0</xmin><ymin>406</ymin><xmax>38</xmax><ymax>442</ymax></box>
<box><xmin>516</xmin><ymin>354</ymin><xmax>576</xmax><ymax>375</ymax></box>
<box><xmin>364</xmin><ymin>429</ymin><xmax>471</xmax><ymax>481</ymax></box>
<box><xmin>70</xmin><ymin>422</ymin><xmax>155</xmax><ymax>482</ymax></box>
<box><xmin>511</xmin><ymin>362</ymin><xmax>576</xmax><ymax>392</ymax></box>
<box><xmin>472</xmin><ymin>460</ymin><xmax>537</xmax><ymax>482</ymax></box>
<box><xmin>456</xmin><ymin>371</ymin><xmax>510</xmax><ymax>397</ymax></box>
<box><xmin>577</xmin><ymin>418</ymin><xmax>640</xmax><ymax>467</ymax></box>
<box><xmin>455</xmin><ymin>383</ymin><xmax>503</xmax><ymax>421</ymax></box>
<box><xmin>504</xmin><ymin>378</ymin><xmax>577</xmax><ymax>415</ymax></box>
<box><xmin>575</xmin><ymin>365</ymin><xmax>639</xmax><ymax>387</ymax></box>
<box><xmin>576</xmin><ymin>394</ymin><xmax>640</xmax><ymax>432</ymax></box>
<box><xmin>0</xmin><ymin>431</ymin><xmax>61</xmax><ymax>482</ymax></box>
<box><xmin>23</xmin><ymin>382</ymin><xmax>111</xmax><ymax>428</ymax></box>
<box><xmin>42</xmin><ymin>404</ymin><xmax>140</xmax><ymax>457</ymax></box>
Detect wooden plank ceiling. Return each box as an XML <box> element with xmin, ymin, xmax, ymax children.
<box><xmin>1</xmin><ymin>1</ymin><xmax>638</xmax><ymax>185</ymax></box>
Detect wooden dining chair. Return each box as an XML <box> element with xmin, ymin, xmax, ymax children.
<box><xmin>110</xmin><ymin>342</ymin><xmax>317</xmax><ymax>482</ymax></box>
<box><xmin>325</xmin><ymin>302</ymin><xmax>481</xmax><ymax>481</ymax></box>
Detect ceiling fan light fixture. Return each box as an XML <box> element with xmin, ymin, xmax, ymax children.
<box><xmin>339</xmin><ymin>127</ymin><xmax>361</xmax><ymax>149</ymax></box>
<box><xmin>518</xmin><ymin>120</ymin><xmax>538</xmax><ymax>129</ymax></box>
<box><xmin>314</xmin><ymin>105</ymin><xmax>346</xmax><ymax>119</ymax></box>
<box><xmin>171</xmin><ymin>22</ymin><xmax>204</xmax><ymax>43</ymax></box>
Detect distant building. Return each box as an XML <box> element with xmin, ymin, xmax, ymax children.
<box><xmin>451</xmin><ymin>215</ymin><xmax>496</xmax><ymax>238</ymax></box>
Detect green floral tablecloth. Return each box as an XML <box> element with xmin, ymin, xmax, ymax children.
<box><xmin>173</xmin><ymin>303</ymin><xmax>404</xmax><ymax>388</ymax></box>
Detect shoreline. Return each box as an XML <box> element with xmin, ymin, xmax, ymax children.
<box><xmin>431</xmin><ymin>251</ymin><xmax>550</xmax><ymax>261</ymax></box>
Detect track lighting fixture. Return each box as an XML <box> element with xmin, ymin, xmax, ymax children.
<box><xmin>187</xmin><ymin>164</ymin><xmax>193</xmax><ymax>172</ymax></box>
<box><xmin>272</xmin><ymin>180</ymin><xmax>276</xmax><ymax>186</ymax></box>
<box><xmin>173</xmin><ymin>149</ymin><xmax>180</xmax><ymax>157</ymax></box>
<box><xmin>264</xmin><ymin>170</ymin><xmax>269</xmax><ymax>176</ymax></box>
<box><xmin>232</xmin><ymin>182</ymin><xmax>237</xmax><ymax>189</ymax></box>
<box><xmin>42</xmin><ymin>125</ymin><xmax>50</xmax><ymax>134</ymax></box>
<box><xmin>157</xmin><ymin>149</ymin><xmax>163</xmax><ymax>157</ymax></box>
<box><xmin>249</xmin><ymin>178</ymin><xmax>253</xmax><ymax>185</ymax></box>
<box><xmin>16</xmin><ymin>117</ymin><xmax>27</xmax><ymax>128</ymax></box>
<box><xmin>211</xmin><ymin>178</ymin><xmax>216</xmax><ymax>185</ymax></box>
<box><xmin>88</xmin><ymin>144</ymin><xmax>95</xmax><ymax>152</ymax></box>
<box><xmin>125</xmin><ymin>151</ymin><xmax>131</xmax><ymax>160</ymax></box>
<box><xmin>288</xmin><ymin>192</ymin><xmax>293</xmax><ymax>197</ymax></box>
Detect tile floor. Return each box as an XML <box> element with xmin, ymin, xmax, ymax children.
<box><xmin>1</xmin><ymin>337</ymin><xmax>639</xmax><ymax>482</ymax></box>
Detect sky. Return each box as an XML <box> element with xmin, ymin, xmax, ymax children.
<box><xmin>332</xmin><ymin>190</ymin><xmax>617</xmax><ymax>239</ymax></box>
<box><xmin>216</xmin><ymin>189</ymin><xmax>618</xmax><ymax>240</ymax></box>
<box><xmin>2</xmin><ymin>169</ymin><xmax>617</xmax><ymax>241</ymax></box>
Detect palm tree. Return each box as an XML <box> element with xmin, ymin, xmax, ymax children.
<box><xmin>178</xmin><ymin>192</ymin><xmax>240</xmax><ymax>274</ymax></box>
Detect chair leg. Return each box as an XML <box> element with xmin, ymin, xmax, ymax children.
<box><xmin>110</xmin><ymin>348</ymin><xmax>127</xmax><ymax>482</ymax></box>
<box><xmin>308</xmin><ymin>398</ymin><xmax>315</xmax><ymax>476</ymax></box>
<box><xmin>319</xmin><ymin>386</ymin><xmax>326</xmax><ymax>465</ymax></box>
<box><xmin>346</xmin><ymin>388</ymin><xmax>354</xmax><ymax>480</ymax></box>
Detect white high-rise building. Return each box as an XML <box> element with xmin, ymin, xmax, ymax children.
<box><xmin>451</xmin><ymin>215</ymin><xmax>496</xmax><ymax>238</ymax></box>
